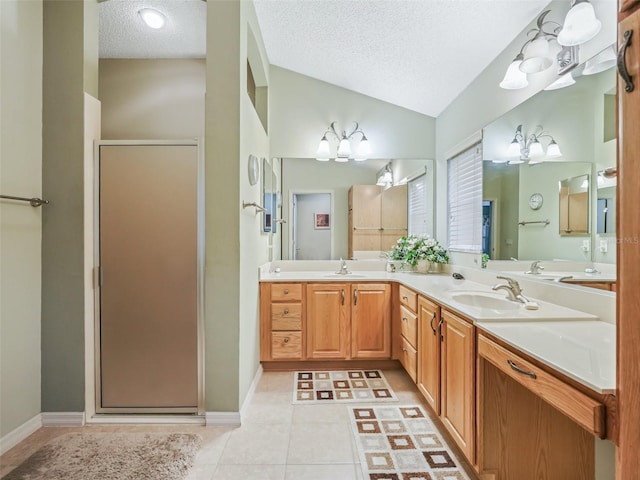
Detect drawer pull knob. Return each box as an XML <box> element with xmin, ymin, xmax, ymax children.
<box><xmin>402</xmin><ymin>317</ymin><xmax>407</xmax><ymax>322</ymax></box>
<box><xmin>402</xmin><ymin>348</ymin><xmax>407</xmax><ymax>353</ymax></box>
<box><xmin>284</xmin><ymin>289</ymin><xmax>289</xmax><ymax>294</ymax></box>
<box><xmin>402</xmin><ymin>295</ymin><xmax>408</xmax><ymax>300</ymax></box>
<box><xmin>283</xmin><ymin>337</ymin><xmax>289</xmax><ymax>343</ymax></box>
<box><xmin>284</xmin><ymin>309</ymin><xmax>289</xmax><ymax>315</ymax></box>
<box><xmin>507</xmin><ymin>359</ymin><xmax>537</xmax><ymax>379</ymax></box>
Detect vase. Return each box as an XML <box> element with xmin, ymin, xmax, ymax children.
<box><xmin>415</xmin><ymin>259</ymin><xmax>441</xmax><ymax>274</ymax></box>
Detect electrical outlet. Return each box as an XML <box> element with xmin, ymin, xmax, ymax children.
<box><xmin>600</xmin><ymin>239</ymin><xmax>608</xmax><ymax>253</ymax></box>
<box><xmin>581</xmin><ymin>239</ymin><xmax>590</xmax><ymax>252</ymax></box>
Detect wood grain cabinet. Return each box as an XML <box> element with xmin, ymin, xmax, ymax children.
<box><xmin>306</xmin><ymin>282</ymin><xmax>392</xmax><ymax>360</ymax></box>
<box><xmin>306</xmin><ymin>283</ymin><xmax>350</xmax><ymax>359</ymax></box>
<box><xmin>351</xmin><ymin>283</ymin><xmax>391</xmax><ymax>359</ymax></box>
<box><xmin>417</xmin><ymin>296</ymin><xmax>441</xmax><ymax>414</ymax></box>
<box><xmin>260</xmin><ymin>283</ymin><xmax>304</xmax><ymax>361</ymax></box>
<box><xmin>398</xmin><ymin>285</ymin><xmax>418</xmax><ymax>381</ymax></box>
<box><xmin>440</xmin><ymin>310</ymin><xmax>476</xmax><ymax>463</ymax></box>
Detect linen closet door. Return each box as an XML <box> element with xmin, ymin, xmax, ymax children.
<box><xmin>98</xmin><ymin>144</ymin><xmax>199</xmax><ymax>412</ymax></box>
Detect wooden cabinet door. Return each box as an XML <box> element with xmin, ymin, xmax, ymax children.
<box><xmin>417</xmin><ymin>296</ymin><xmax>441</xmax><ymax>415</ymax></box>
<box><xmin>441</xmin><ymin>310</ymin><xmax>475</xmax><ymax>463</ymax></box>
<box><xmin>349</xmin><ymin>185</ymin><xmax>382</xmax><ymax>255</ymax></box>
<box><xmin>306</xmin><ymin>284</ymin><xmax>350</xmax><ymax>359</ymax></box>
<box><xmin>351</xmin><ymin>283</ymin><xmax>391</xmax><ymax>359</ymax></box>
<box><xmin>618</xmin><ymin>4</ymin><xmax>640</xmax><ymax>476</ymax></box>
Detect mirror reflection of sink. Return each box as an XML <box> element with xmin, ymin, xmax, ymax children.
<box><xmin>524</xmin><ymin>272</ymin><xmax>573</xmax><ymax>281</ymax></box>
<box><xmin>449</xmin><ymin>291</ymin><xmax>519</xmax><ymax>310</ymax></box>
<box><xmin>321</xmin><ymin>273</ymin><xmax>368</xmax><ymax>278</ymax></box>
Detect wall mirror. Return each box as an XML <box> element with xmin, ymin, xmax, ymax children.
<box><xmin>482</xmin><ymin>59</ymin><xmax>616</xmax><ymax>264</ymax></box>
<box><xmin>559</xmin><ymin>174</ymin><xmax>590</xmax><ymax>236</ymax></box>
<box><xmin>277</xmin><ymin>158</ymin><xmax>434</xmax><ymax>261</ymax></box>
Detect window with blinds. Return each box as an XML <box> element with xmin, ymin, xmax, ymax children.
<box><xmin>408</xmin><ymin>174</ymin><xmax>428</xmax><ymax>236</ymax></box>
<box><xmin>447</xmin><ymin>143</ymin><xmax>483</xmax><ymax>253</ymax></box>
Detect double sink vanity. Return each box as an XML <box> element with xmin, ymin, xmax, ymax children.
<box><xmin>259</xmin><ymin>259</ymin><xmax>616</xmax><ymax>480</ymax></box>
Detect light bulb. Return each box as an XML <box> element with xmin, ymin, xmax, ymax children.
<box><xmin>139</xmin><ymin>8</ymin><xmax>166</xmax><ymax>29</ymax></box>
<box><xmin>546</xmin><ymin>140</ymin><xmax>562</xmax><ymax>158</ymax></box>
<box><xmin>529</xmin><ymin>139</ymin><xmax>544</xmax><ymax>158</ymax></box>
<box><xmin>357</xmin><ymin>137</ymin><xmax>371</xmax><ymax>158</ymax></box>
<box><xmin>336</xmin><ymin>138</ymin><xmax>351</xmax><ymax>159</ymax></box>
<box><xmin>507</xmin><ymin>139</ymin><xmax>522</xmax><ymax>157</ymax></box>
<box><xmin>315</xmin><ymin>136</ymin><xmax>330</xmax><ymax>161</ymax></box>
<box><xmin>500</xmin><ymin>56</ymin><xmax>528</xmax><ymax>90</ymax></box>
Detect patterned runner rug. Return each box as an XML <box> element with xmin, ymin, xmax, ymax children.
<box><xmin>292</xmin><ymin>370</ymin><xmax>398</xmax><ymax>404</ymax></box>
<box><xmin>1</xmin><ymin>432</ymin><xmax>201</xmax><ymax>480</ymax></box>
<box><xmin>349</xmin><ymin>405</ymin><xmax>472</xmax><ymax>480</ymax></box>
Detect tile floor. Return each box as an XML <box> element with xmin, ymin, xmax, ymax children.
<box><xmin>0</xmin><ymin>368</ymin><xmax>477</xmax><ymax>480</ymax></box>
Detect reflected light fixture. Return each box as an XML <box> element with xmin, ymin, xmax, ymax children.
<box><xmin>376</xmin><ymin>163</ymin><xmax>394</xmax><ymax>187</ymax></box>
<box><xmin>139</xmin><ymin>8</ymin><xmax>166</xmax><ymax>29</ymax></box>
<box><xmin>315</xmin><ymin>121</ymin><xmax>371</xmax><ymax>162</ymax></box>
<box><xmin>582</xmin><ymin>45</ymin><xmax>617</xmax><ymax>75</ymax></box>
<box><xmin>557</xmin><ymin>0</ymin><xmax>601</xmax><ymax>47</ymax></box>
<box><xmin>520</xmin><ymin>11</ymin><xmax>562</xmax><ymax>74</ymax></box>
<box><xmin>544</xmin><ymin>71</ymin><xmax>576</xmax><ymax>90</ymax></box>
<box><xmin>502</xmin><ymin>124</ymin><xmax>563</xmax><ymax>165</ymax></box>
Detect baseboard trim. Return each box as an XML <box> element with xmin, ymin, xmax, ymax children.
<box><xmin>0</xmin><ymin>414</ymin><xmax>42</xmax><ymax>455</ymax></box>
<box><xmin>240</xmin><ymin>364</ymin><xmax>264</xmax><ymax>421</ymax></box>
<box><xmin>205</xmin><ymin>411</ymin><xmax>241</xmax><ymax>427</ymax></box>
<box><xmin>41</xmin><ymin>412</ymin><xmax>86</xmax><ymax>427</ymax></box>
<box><xmin>86</xmin><ymin>414</ymin><xmax>205</xmax><ymax>425</ymax></box>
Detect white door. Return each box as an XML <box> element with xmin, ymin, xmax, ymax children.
<box><xmin>292</xmin><ymin>193</ymin><xmax>331</xmax><ymax>260</ymax></box>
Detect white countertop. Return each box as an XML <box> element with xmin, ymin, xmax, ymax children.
<box><xmin>260</xmin><ymin>266</ymin><xmax>615</xmax><ymax>394</ymax></box>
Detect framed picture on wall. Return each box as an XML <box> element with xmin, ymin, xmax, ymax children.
<box><xmin>314</xmin><ymin>213</ymin><xmax>330</xmax><ymax>229</ymax></box>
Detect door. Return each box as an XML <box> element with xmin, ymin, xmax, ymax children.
<box><xmin>292</xmin><ymin>193</ymin><xmax>332</xmax><ymax>260</ymax></box>
<box><xmin>417</xmin><ymin>296</ymin><xmax>441</xmax><ymax>414</ymax></box>
<box><xmin>306</xmin><ymin>283</ymin><xmax>349</xmax><ymax>359</ymax></box>
<box><xmin>98</xmin><ymin>143</ymin><xmax>200</xmax><ymax>412</ymax></box>
<box><xmin>618</xmin><ymin>3</ymin><xmax>640</xmax><ymax>476</ymax></box>
<box><xmin>441</xmin><ymin>310</ymin><xmax>475</xmax><ymax>463</ymax></box>
<box><xmin>351</xmin><ymin>283</ymin><xmax>391</xmax><ymax>358</ymax></box>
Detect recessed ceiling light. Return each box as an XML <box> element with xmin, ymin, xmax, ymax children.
<box><xmin>139</xmin><ymin>8</ymin><xmax>166</xmax><ymax>29</ymax></box>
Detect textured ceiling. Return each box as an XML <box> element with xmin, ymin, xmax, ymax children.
<box><xmin>99</xmin><ymin>0</ymin><xmax>550</xmax><ymax>116</ymax></box>
<box><xmin>99</xmin><ymin>0</ymin><xmax>206</xmax><ymax>59</ymax></box>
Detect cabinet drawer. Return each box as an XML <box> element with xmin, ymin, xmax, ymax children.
<box><xmin>271</xmin><ymin>283</ymin><xmax>302</xmax><ymax>302</ymax></box>
<box><xmin>399</xmin><ymin>285</ymin><xmax>417</xmax><ymax>313</ymax></box>
<box><xmin>271</xmin><ymin>303</ymin><xmax>302</xmax><ymax>330</ymax></box>
<box><xmin>400</xmin><ymin>336</ymin><xmax>417</xmax><ymax>383</ymax></box>
<box><xmin>271</xmin><ymin>332</ymin><xmax>302</xmax><ymax>359</ymax></box>
<box><xmin>478</xmin><ymin>335</ymin><xmax>605</xmax><ymax>438</ymax></box>
<box><xmin>400</xmin><ymin>305</ymin><xmax>417</xmax><ymax>348</ymax></box>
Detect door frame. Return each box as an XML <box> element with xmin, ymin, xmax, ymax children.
<box><xmin>87</xmin><ymin>139</ymin><xmax>205</xmax><ymax>418</ymax></box>
<box><xmin>288</xmin><ymin>189</ymin><xmax>334</xmax><ymax>260</ymax></box>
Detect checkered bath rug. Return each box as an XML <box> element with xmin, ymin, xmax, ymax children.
<box><xmin>292</xmin><ymin>370</ymin><xmax>398</xmax><ymax>404</ymax></box>
<box><xmin>349</xmin><ymin>405</ymin><xmax>472</xmax><ymax>480</ymax></box>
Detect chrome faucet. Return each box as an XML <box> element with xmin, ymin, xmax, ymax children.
<box><xmin>492</xmin><ymin>276</ymin><xmax>529</xmax><ymax>303</ymax></box>
<box><xmin>526</xmin><ymin>260</ymin><xmax>544</xmax><ymax>275</ymax></box>
<box><xmin>336</xmin><ymin>258</ymin><xmax>351</xmax><ymax>275</ymax></box>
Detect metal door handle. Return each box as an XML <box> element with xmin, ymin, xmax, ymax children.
<box><xmin>353</xmin><ymin>289</ymin><xmax>358</xmax><ymax>306</ymax></box>
<box><xmin>507</xmin><ymin>359</ymin><xmax>537</xmax><ymax>379</ymax></box>
<box><xmin>341</xmin><ymin>289</ymin><xmax>345</xmax><ymax>305</ymax></box>
<box><xmin>429</xmin><ymin>312</ymin><xmax>437</xmax><ymax>335</ymax></box>
<box><xmin>618</xmin><ymin>29</ymin><xmax>635</xmax><ymax>93</ymax></box>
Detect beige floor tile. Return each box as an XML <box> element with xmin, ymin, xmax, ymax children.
<box><xmin>284</xmin><ymin>464</ymin><xmax>360</xmax><ymax>480</ymax></box>
<box><xmin>211</xmin><ymin>464</ymin><xmax>286</xmax><ymax>480</ymax></box>
<box><xmin>185</xmin><ymin>463</ymin><xmax>217</xmax><ymax>480</ymax></box>
<box><xmin>194</xmin><ymin>427</ymin><xmax>234</xmax><ymax>465</ymax></box>
<box><xmin>291</xmin><ymin>404</ymin><xmax>349</xmax><ymax>424</ymax></box>
<box><xmin>250</xmin><ymin>391</ymin><xmax>293</xmax><ymax>406</ymax></box>
<box><xmin>242</xmin><ymin>400</ymin><xmax>293</xmax><ymax>425</ymax></box>
<box><xmin>255</xmin><ymin>372</ymin><xmax>294</xmax><ymax>393</ymax></box>
<box><xmin>287</xmin><ymin>422</ymin><xmax>356</xmax><ymax>465</ymax></box>
<box><xmin>218</xmin><ymin>423</ymin><xmax>290</xmax><ymax>465</ymax></box>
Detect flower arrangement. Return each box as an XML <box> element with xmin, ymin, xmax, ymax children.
<box><xmin>389</xmin><ymin>234</ymin><xmax>449</xmax><ymax>267</ymax></box>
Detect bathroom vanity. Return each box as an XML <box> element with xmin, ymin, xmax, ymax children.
<box><xmin>259</xmin><ymin>262</ymin><xmax>616</xmax><ymax>479</ymax></box>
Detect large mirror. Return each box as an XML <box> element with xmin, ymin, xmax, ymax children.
<box><xmin>482</xmin><ymin>62</ymin><xmax>616</xmax><ymax>264</ymax></box>
<box><xmin>277</xmin><ymin>158</ymin><xmax>435</xmax><ymax>260</ymax></box>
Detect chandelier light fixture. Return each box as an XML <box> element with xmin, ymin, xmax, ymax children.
<box><xmin>557</xmin><ymin>0</ymin><xmax>602</xmax><ymax>47</ymax></box>
<box><xmin>500</xmin><ymin>2</ymin><xmax>604</xmax><ymax>91</ymax></box>
<box><xmin>315</xmin><ymin>121</ymin><xmax>371</xmax><ymax>162</ymax></box>
<box><xmin>498</xmin><ymin>124</ymin><xmax>563</xmax><ymax>165</ymax></box>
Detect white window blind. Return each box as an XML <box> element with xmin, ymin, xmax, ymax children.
<box><xmin>408</xmin><ymin>174</ymin><xmax>428</xmax><ymax>236</ymax></box>
<box><xmin>447</xmin><ymin>143</ymin><xmax>483</xmax><ymax>253</ymax></box>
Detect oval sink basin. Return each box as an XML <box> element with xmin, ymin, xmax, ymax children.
<box><xmin>321</xmin><ymin>273</ymin><xmax>368</xmax><ymax>278</ymax></box>
<box><xmin>449</xmin><ymin>291</ymin><xmax>519</xmax><ymax>311</ymax></box>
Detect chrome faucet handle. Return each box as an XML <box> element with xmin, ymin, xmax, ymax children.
<box><xmin>495</xmin><ymin>275</ymin><xmax>522</xmax><ymax>294</ymax></box>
